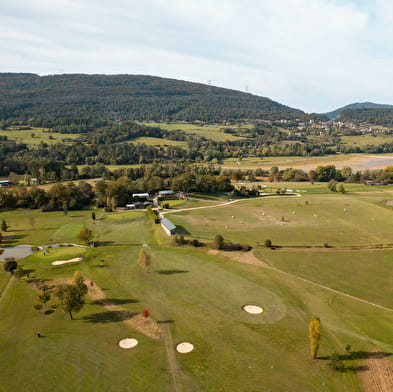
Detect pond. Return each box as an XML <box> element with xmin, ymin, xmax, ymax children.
<box><xmin>0</xmin><ymin>245</ymin><xmax>33</xmax><ymax>261</ymax></box>
<box><xmin>0</xmin><ymin>243</ymin><xmax>86</xmax><ymax>261</ymax></box>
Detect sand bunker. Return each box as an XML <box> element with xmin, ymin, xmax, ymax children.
<box><xmin>243</xmin><ymin>305</ymin><xmax>264</xmax><ymax>314</ymax></box>
<box><xmin>176</xmin><ymin>342</ymin><xmax>194</xmax><ymax>353</ymax></box>
<box><xmin>51</xmin><ymin>257</ymin><xmax>83</xmax><ymax>265</ymax></box>
<box><xmin>119</xmin><ymin>338</ymin><xmax>138</xmax><ymax>348</ymax></box>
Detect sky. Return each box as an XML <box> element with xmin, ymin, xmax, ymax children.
<box><xmin>1</xmin><ymin>0</ymin><xmax>393</xmax><ymax>113</ymax></box>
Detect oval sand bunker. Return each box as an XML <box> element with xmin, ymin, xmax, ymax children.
<box><xmin>243</xmin><ymin>305</ymin><xmax>264</xmax><ymax>314</ymax></box>
<box><xmin>51</xmin><ymin>257</ymin><xmax>83</xmax><ymax>265</ymax></box>
<box><xmin>176</xmin><ymin>342</ymin><xmax>194</xmax><ymax>353</ymax></box>
<box><xmin>119</xmin><ymin>338</ymin><xmax>138</xmax><ymax>348</ymax></box>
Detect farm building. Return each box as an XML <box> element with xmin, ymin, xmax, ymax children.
<box><xmin>132</xmin><ymin>193</ymin><xmax>150</xmax><ymax>199</ymax></box>
<box><xmin>161</xmin><ymin>218</ymin><xmax>177</xmax><ymax>236</ymax></box>
<box><xmin>158</xmin><ymin>190</ymin><xmax>176</xmax><ymax>199</ymax></box>
<box><xmin>0</xmin><ymin>180</ymin><xmax>10</xmax><ymax>187</ymax></box>
<box><xmin>126</xmin><ymin>201</ymin><xmax>152</xmax><ymax>209</ymax></box>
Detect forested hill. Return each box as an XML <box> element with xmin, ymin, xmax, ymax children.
<box><xmin>0</xmin><ymin>73</ymin><xmax>303</xmax><ymax>122</ymax></box>
<box><xmin>339</xmin><ymin>108</ymin><xmax>393</xmax><ymax>126</ymax></box>
<box><xmin>324</xmin><ymin>102</ymin><xmax>393</xmax><ymax>120</ymax></box>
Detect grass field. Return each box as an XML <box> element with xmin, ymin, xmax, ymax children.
<box><xmin>167</xmin><ymin>192</ymin><xmax>393</xmax><ymax>246</ymax></box>
<box><xmin>220</xmin><ymin>154</ymin><xmax>393</xmax><ymax>171</ymax></box>
<box><xmin>341</xmin><ymin>134</ymin><xmax>393</xmax><ymax>147</ymax></box>
<box><xmin>2</xmin><ymin>191</ymin><xmax>393</xmax><ymax>391</ymax></box>
<box><xmin>128</xmin><ymin>136</ymin><xmax>187</xmax><ymax>149</ymax></box>
<box><xmin>0</xmin><ymin>128</ymin><xmax>82</xmax><ymax>146</ymax></box>
<box><xmin>146</xmin><ymin>122</ymin><xmax>250</xmax><ymax>141</ymax></box>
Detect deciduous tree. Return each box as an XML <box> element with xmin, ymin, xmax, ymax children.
<box><xmin>137</xmin><ymin>248</ymin><xmax>151</xmax><ymax>270</ymax></box>
<box><xmin>309</xmin><ymin>317</ymin><xmax>321</xmax><ymax>358</ymax></box>
<box><xmin>55</xmin><ymin>284</ymin><xmax>85</xmax><ymax>320</ymax></box>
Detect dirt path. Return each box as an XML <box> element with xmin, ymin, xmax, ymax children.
<box><xmin>211</xmin><ymin>250</ymin><xmax>393</xmax><ymax>313</ymax></box>
<box><xmin>161</xmin><ymin>324</ymin><xmax>183</xmax><ymax>392</ymax></box>
<box><xmin>360</xmin><ymin>352</ymin><xmax>393</xmax><ymax>392</ymax></box>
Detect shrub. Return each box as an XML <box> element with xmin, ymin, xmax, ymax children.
<box><xmin>212</xmin><ymin>234</ymin><xmax>224</xmax><ymax>250</ymax></box>
<box><xmin>264</xmin><ymin>239</ymin><xmax>272</xmax><ymax>248</ymax></box>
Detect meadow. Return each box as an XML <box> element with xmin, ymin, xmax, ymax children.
<box><xmin>1</xmin><ymin>189</ymin><xmax>393</xmax><ymax>391</ymax></box>
<box><xmin>146</xmin><ymin>122</ymin><xmax>251</xmax><ymax>141</ymax></box>
<box><xmin>0</xmin><ymin>127</ymin><xmax>81</xmax><ymax>146</ymax></box>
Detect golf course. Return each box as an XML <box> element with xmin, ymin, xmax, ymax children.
<box><xmin>0</xmin><ymin>186</ymin><xmax>393</xmax><ymax>392</ymax></box>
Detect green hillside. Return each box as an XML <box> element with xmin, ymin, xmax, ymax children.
<box><xmin>0</xmin><ymin>73</ymin><xmax>304</xmax><ymax>122</ymax></box>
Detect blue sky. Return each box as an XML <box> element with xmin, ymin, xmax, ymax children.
<box><xmin>1</xmin><ymin>0</ymin><xmax>393</xmax><ymax>112</ymax></box>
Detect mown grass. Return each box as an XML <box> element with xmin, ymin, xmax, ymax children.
<box><xmin>0</xmin><ymin>127</ymin><xmax>81</xmax><ymax>146</ymax></box>
<box><xmin>146</xmin><ymin>122</ymin><xmax>250</xmax><ymax>141</ymax></box>
<box><xmin>2</xmin><ymin>193</ymin><xmax>393</xmax><ymax>391</ymax></box>
<box><xmin>167</xmin><ymin>192</ymin><xmax>393</xmax><ymax>246</ymax></box>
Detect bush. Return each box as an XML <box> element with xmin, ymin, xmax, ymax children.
<box><xmin>190</xmin><ymin>239</ymin><xmax>201</xmax><ymax>247</ymax></box>
<box><xmin>4</xmin><ymin>259</ymin><xmax>17</xmax><ymax>274</ymax></box>
<box><xmin>264</xmin><ymin>239</ymin><xmax>272</xmax><ymax>248</ymax></box>
<box><xmin>212</xmin><ymin>234</ymin><xmax>224</xmax><ymax>250</ymax></box>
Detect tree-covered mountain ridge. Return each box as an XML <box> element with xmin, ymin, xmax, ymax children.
<box><xmin>0</xmin><ymin>73</ymin><xmax>304</xmax><ymax>122</ymax></box>
<box><xmin>323</xmin><ymin>102</ymin><xmax>393</xmax><ymax>120</ymax></box>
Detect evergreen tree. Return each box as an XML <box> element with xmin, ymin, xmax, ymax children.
<box><xmin>1</xmin><ymin>219</ymin><xmax>8</xmax><ymax>232</ymax></box>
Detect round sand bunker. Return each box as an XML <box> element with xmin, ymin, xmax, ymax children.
<box><xmin>243</xmin><ymin>305</ymin><xmax>264</xmax><ymax>314</ymax></box>
<box><xmin>119</xmin><ymin>338</ymin><xmax>138</xmax><ymax>349</ymax></box>
<box><xmin>51</xmin><ymin>257</ymin><xmax>83</xmax><ymax>265</ymax></box>
<box><xmin>176</xmin><ymin>342</ymin><xmax>194</xmax><ymax>353</ymax></box>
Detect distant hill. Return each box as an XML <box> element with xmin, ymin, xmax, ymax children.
<box><xmin>323</xmin><ymin>102</ymin><xmax>393</xmax><ymax>120</ymax></box>
<box><xmin>338</xmin><ymin>108</ymin><xmax>393</xmax><ymax>127</ymax></box>
<box><xmin>0</xmin><ymin>73</ymin><xmax>304</xmax><ymax>122</ymax></box>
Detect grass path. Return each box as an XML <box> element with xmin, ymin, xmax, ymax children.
<box><xmin>0</xmin><ymin>275</ymin><xmax>13</xmax><ymax>302</ymax></box>
<box><xmin>212</xmin><ymin>250</ymin><xmax>393</xmax><ymax>313</ymax></box>
<box><xmin>161</xmin><ymin>324</ymin><xmax>183</xmax><ymax>392</ymax></box>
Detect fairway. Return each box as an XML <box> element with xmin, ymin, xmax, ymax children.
<box><xmin>167</xmin><ymin>192</ymin><xmax>393</xmax><ymax>247</ymax></box>
<box><xmin>1</xmin><ymin>195</ymin><xmax>393</xmax><ymax>391</ymax></box>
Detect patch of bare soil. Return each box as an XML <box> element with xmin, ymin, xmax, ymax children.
<box><xmin>360</xmin><ymin>352</ymin><xmax>393</xmax><ymax>392</ymax></box>
<box><xmin>208</xmin><ymin>249</ymin><xmax>270</xmax><ymax>268</ymax></box>
<box><xmin>47</xmin><ymin>278</ymin><xmax>162</xmax><ymax>340</ymax></box>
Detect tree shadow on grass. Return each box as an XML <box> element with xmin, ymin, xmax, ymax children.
<box><xmin>155</xmin><ymin>269</ymin><xmax>189</xmax><ymax>275</ymax></box>
<box><xmin>92</xmin><ymin>298</ymin><xmax>139</xmax><ymax>306</ymax></box>
<box><xmin>340</xmin><ymin>351</ymin><xmax>392</xmax><ymax>360</ymax></box>
<box><xmin>157</xmin><ymin>319</ymin><xmax>174</xmax><ymax>324</ymax></box>
<box><xmin>82</xmin><ymin>310</ymin><xmax>136</xmax><ymax>323</ymax></box>
<box><xmin>96</xmin><ymin>241</ymin><xmax>115</xmax><ymax>246</ymax></box>
<box><xmin>91</xmin><ymin>264</ymin><xmax>108</xmax><ymax>268</ymax></box>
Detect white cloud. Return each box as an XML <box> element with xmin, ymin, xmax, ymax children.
<box><xmin>0</xmin><ymin>0</ymin><xmax>393</xmax><ymax>112</ymax></box>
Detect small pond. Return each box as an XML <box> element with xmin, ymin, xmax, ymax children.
<box><xmin>0</xmin><ymin>243</ymin><xmax>86</xmax><ymax>261</ymax></box>
<box><xmin>0</xmin><ymin>245</ymin><xmax>33</xmax><ymax>261</ymax></box>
